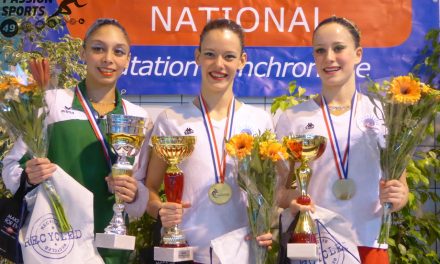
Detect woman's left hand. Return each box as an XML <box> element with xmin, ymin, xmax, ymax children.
<box><xmin>105</xmin><ymin>174</ymin><xmax>138</xmax><ymax>203</ymax></box>
<box><xmin>246</xmin><ymin>232</ymin><xmax>273</xmax><ymax>249</ymax></box>
<box><xmin>256</xmin><ymin>232</ymin><xmax>273</xmax><ymax>248</ymax></box>
<box><xmin>379</xmin><ymin>179</ymin><xmax>408</xmax><ymax>212</ymax></box>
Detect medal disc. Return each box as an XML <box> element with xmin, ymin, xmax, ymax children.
<box><xmin>332</xmin><ymin>179</ymin><xmax>356</xmax><ymax>200</ymax></box>
<box><xmin>208</xmin><ymin>183</ymin><xmax>232</xmax><ymax>205</ymax></box>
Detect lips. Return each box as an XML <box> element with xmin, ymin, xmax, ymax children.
<box><xmin>209</xmin><ymin>71</ymin><xmax>228</xmax><ymax>80</ymax></box>
<box><xmin>98</xmin><ymin>67</ymin><xmax>115</xmax><ymax>77</ymax></box>
<box><xmin>323</xmin><ymin>66</ymin><xmax>341</xmax><ymax>73</ymax></box>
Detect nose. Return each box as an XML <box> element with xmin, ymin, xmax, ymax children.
<box><xmin>325</xmin><ymin>49</ymin><xmax>335</xmax><ymax>61</ymax></box>
<box><xmin>214</xmin><ymin>55</ymin><xmax>224</xmax><ymax>68</ymax></box>
<box><xmin>102</xmin><ymin>50</ymin><xmax>113</xmax><ymax>64</ymax></box>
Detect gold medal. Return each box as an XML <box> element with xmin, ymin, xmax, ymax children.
<box><xmin>332</xmin><ymin>179</ymin><xmax>356</xmax><ymax>200</ymax></box>
<box><xmin>208</xmin><ymin>183</ymin><xmax>232</xmax><ymax>205</ymax></box>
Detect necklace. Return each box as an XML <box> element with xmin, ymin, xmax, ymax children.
<box><xmin>327</xmin><ymin>105</ymin><xmax>351</xmax><ymax>111</ymax></box>
<box><xmin>90</xmin><ymin>101</ymin><xmax>115</xmax><ymax>116</ymax></box>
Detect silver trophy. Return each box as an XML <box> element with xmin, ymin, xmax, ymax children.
<box><xmin>95</xmin><ymin>114</ymin><xmax>146</xmax><ymax>250</ymax></box>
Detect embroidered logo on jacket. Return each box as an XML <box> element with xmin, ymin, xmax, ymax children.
<box><xmin>305</xmin><ymin>123</ymin><xmax>315</xmax><ymax>130</ymax></box>
<box><xmin>61</xmin><ymin>106</ymin><xmax>75</xmax><ymax>115</ymax></box>
<box><xmin>184</xmin><ymin>127</ymin><xmax>194</xmax><ymax>135</ymax></box>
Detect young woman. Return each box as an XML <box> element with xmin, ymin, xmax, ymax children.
<box><xmin>275</xmin><ymin>16</ymin><xmax>409</xmax><ymax>264</ymax></box>
<box><xmin>2</xmin><ymin>18</ymin><xmax>152</xmax><ymax>263</ymax></box>
<box><xmin>146</xmin><ymin>19</ymin><xmax>273</xmax><ymax>263</ymax></box>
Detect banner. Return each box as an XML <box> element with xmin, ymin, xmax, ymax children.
<box><xmin>0</xmin><ymin>0</ymin><xmax>438</xmax><ymax>96</ymax></box>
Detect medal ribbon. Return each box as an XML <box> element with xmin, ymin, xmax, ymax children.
<box><xmin>75</xmin><ymin>86</ymin><xmax>126</xmax><ymax>170</ymax></box>
<box><xmin>199</xmin><ymin>95</ymin><xmax>235</xmax><ymax>184</ymax></box>
<box><xmin>321</xmin><ymin>90</ymin><xmax>358</xmax><ymax>180</ymax></box>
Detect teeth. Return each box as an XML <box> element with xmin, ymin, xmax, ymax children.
<box><xmin>324</xmin><ymin>67</ymin><xmax>340</xmax><ymax>72</ymax></box>
<box><xmin>99</xmin><ymin>68</ymin><xmax>114</xmax><ymax>73</ymax></box>
<box><xmin>211</xmin><ymin>72</ymin><xmax>226</xmax><ymax>78</ymax></box>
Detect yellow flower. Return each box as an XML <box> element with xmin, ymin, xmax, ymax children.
<box><xmin>19</xmin><ymin>83</ymin><xmax>39</xmax><ymax>94</ymax></box>
<box><xmin>226</xmin><ymin>133</ymin><xmax>254</xmax><ymax>160</ymax></box>
<box><xmin>389</xmin><ymin>75</ymin><xmax>421</xmax><ymax>104</ymax></box>
<box><xmin>259</xmin><ymin>141</ymin><xmax>288</xmax><ymax>162</ymax></box>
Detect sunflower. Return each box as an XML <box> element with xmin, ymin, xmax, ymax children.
<box><xmin>226</xmin><ymin>133</ymin><xmax>254</xmax><ymax>160</ymax></box>
<box><xmin>259</xmin><ymin>141</ymin><xmax>288</xmax><ymax>162</ymax></box>
<box><xmin>389</xmin><ymin>75</ymin><xmax>421</xmax><ymax>104</ymax></box>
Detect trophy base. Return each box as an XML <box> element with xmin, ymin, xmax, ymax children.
<box><xmin>287</xmin><ymin>243</ymin><xmax>319</xmax><ymax>260</ymax></box>
<box><xmin>95</xmin><ymin>233</ymin><xmax>136</xmax><ymax>250</ymax></box>
<box><xmin>154</xmin><ymin>246</ymin><xmax>193</xmax><ymax>263</ymax></box>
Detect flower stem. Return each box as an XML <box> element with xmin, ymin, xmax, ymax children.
<box><xmin>43</xmin><ymin>180</ymin><xmax>71</xmax><ymax>232</ymax></box>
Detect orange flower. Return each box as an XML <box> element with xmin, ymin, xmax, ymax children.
<box><xmin>284</xmin><ymin>138</ymin><xmax>303</xmax><ymax>160</ymax></box>
<box><xmin>226</xmin><ymin>133</ymin><xmax>254</xmax><ymax>160</ymax></box>
<box><xmin>389</xmin><ymin>75</ymin><xmax>421</xmax><ymax>104</ymax></box>
<box><xmin>259</xmin><ymin>141</ymin><xmax>288</xmax><ymax>162</ymax></box>
<box><xmin>19</xmin><ymin>83</ymin><xmax>38</xmax><ymax>94</ymax></box>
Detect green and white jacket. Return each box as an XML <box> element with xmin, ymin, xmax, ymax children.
<box><xmin>2</xmin><ymin>81</ymin><xmax>152</xmax><ymax>234</ymax></box>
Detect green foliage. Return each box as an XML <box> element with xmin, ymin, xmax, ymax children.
<box><xmin>0</xmin><ymin>16</ymin><xmax>86</xmax><ymax>88</ymax></box>
<box><xmin>412</xmin><ymin>29</ymin><xmax>440</xmax><ymax>85</ymax></box>
<box><xmin>270</xmin><ymin>81</ymin><xmax>317</xmax><ymax>115</ymax></box>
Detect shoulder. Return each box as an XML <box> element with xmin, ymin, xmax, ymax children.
<box><xmin>155</xmin><ymin>104</ymin><xmax>197</xmax><ymax>124</ymax></box>
<box><xmin>122</xmin><ymin>99</ymin><xmax>150</xmax><ymax>119</ymax></box>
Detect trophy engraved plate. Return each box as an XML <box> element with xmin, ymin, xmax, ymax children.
<box><xmin>284</xmin><ymin>134</ymin><xmax>326</xmax><ymax>260</ymax></box>
<box><xmin>152</xmin><ymin>136</ymin><xmax>196</xmax><ymax>247</ymax></box>
<box><xmin>95</xmin><ymin>114</ymin><xmax>146</xmax><ymax>250</ymax></box>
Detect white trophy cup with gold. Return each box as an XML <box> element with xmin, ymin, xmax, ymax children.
<box><xmin>95</xmin><ymin>114</ymin><xmax>146</xmax><ymax>250</ymax></box>
<box><xmin>152</xmin><ymin>135</ymin><xmax>196</xmax><ymax>263</ymax></box>
<box><xmin>283</xmin><ymin>134</ymin><xmax>327</xmax><ymax>260</ymax></box>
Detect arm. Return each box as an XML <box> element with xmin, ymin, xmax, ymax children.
<box><xmin>380</xmin><ymin>171</ymin><xmax>409</xmax><ymax>212</ymax></box>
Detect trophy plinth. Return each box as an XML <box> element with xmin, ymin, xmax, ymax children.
<box><xmin>95</xmin><ymin>114</ymin><xmax>146</xmax><ymax>251</ymax></box>
<box><xmin>152</xmin><ymin>136</ymin><xmax>195</xmax><ymax>262</ymax></box>
<box><xmin>284</xmin><ymin>134</ymin><xmax>326</xmax><ymax>260</ymax></box>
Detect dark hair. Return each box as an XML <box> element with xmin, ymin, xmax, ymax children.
<box><xmin>199</xmin><ymin>19</ymin><xmax>245</xmax><ymax>53</ymax></box>
<box><xmin>83</xmin><ymin>18</ymin><xmax>130</xmax><ymax>47</ymax></box>
<box><xmin>313</xmin><ymin>16</ymin><xmax>361</xmax><ymax>48</ymax></box>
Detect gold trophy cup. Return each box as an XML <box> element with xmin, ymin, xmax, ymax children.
<box><xmin>152</xmin><ymin>136</ymin><xmax>196</xmax><ymax>262</ymax></box>
<box><xmin>95</xmin><ymin>114</ymin><xmax>147</xmax><ymax>250</ymax></box>
<box><xmin>283</xmin><ymin>134</ymin><xmax>326</xmax><ymax>260</ymax></box>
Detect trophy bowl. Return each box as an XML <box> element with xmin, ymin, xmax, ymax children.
<box><xmin>152</xmin><ymin>135</ymin><xmax>196</xmax><ymax>247</ymax></box>
<box><xmin>95</xmin><ymin>114</ymin><xmax>147</xmax><ymax>250</ymax></box>
<box><xmin>283</xmin><ymin>135</ymin><xmax>327</xmax><ymax>260</ymax></box>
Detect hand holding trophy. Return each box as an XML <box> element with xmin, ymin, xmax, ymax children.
<box><xmin>283</xmin><ymin>134</ymin><xmax>326</xmax><ymax>260</ymax></box>
<box><xmin>152</xmin><ymin>135</ymin><xmax>196</xmax><ymax>263</ymax></box>
<box><xmin>95</xmin><ymin>114</ymin><xmax>147</xmax><ymax>250</ymax></box>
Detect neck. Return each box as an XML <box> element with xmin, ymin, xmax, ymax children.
<box><xmin>85</xmin><ymin>79</ymin><xmax>116</xmax><ymax>103</ymax></box>
<box><xmin>198</xmin><ymin>89</ymin><xmax>234</xmax><ymax>120</ymax></box>
<box><xmin>321</xmin><ymin>82</ymin><xmax>356</xmax><ymax>106</ymax></box>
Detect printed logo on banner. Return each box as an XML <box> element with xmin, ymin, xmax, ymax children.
<box><xmin>0</xmin><ymin>0</ymin><xmax>87</xmax><ymax>38</ymax></box>
<box><xmin>24</xmin><ymin>213</ymin><xmax>82</xmax><ymax>259</ymax></box>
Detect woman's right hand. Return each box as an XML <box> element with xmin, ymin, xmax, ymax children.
<box><xmin>25</xmin><ymin>158</ymin><xmax>57</xmax><ymax>185</ymax></box>
<box><xmin>289</xmin><ymin>197</ymin><xmax>315</xmax><ymax>216</ymax></box>
<box><xmin>158</xmin><ymin>202</ymin><xmax>191</xmax><ymax>228</ymax></box>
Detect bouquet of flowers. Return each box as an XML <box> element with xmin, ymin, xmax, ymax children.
<box><xmin>226</xmin><ymin>130</ymin><xmax>288</xmax><ymax>264</ymax></box>
<box><xmin>0</xmin><ymin>58</ymin><xmax>71</xmax><ymax>232</ymax></box>
<box><xmin>368</xmin><ymin>74</ymin><xmax>440</xmax><ymax>244</ymax></box>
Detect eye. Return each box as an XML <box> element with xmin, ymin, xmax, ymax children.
<box><xmin>91</xmin><ymin>45</ymin><xmax>105</xmax><ymax>53</ymax></box>
<box><xmin>314</xmin><ymin>48</ymin><xmax>325</xmax><ymax>54</ymax></box>
<box><xmin>203</xmin><ymin>51</ymin><xmax>215</xmax><ymax>58</ymax></box>
<box><xmin>224</xmin><ymin>54</ymin><xmax>237</xmax><ymax>61</ymax></box>
<box><xmin>114</xmin><ymin>48</ymin><xmax>127</xmax><ymax>56</ymax></box>
<box><xmin>333</xmin><ymin>45</ymin><xmax>346</xmax><ymax>53</ymax></box>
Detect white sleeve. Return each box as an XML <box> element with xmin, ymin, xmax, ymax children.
<box><xmin>2</xmin><ymin>137</ymin><xmax>28</xmax><ymax>194</ymax></box>
<box><xmin>124</xmin><ymin>117</ymin><xmax>153</xmax><ymax>218</ymax></box>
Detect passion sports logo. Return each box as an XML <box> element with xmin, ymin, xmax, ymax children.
<box><xmin>0</xmin><ymin>0</ymin><xmax>87</xmax><ymax>37</ymax></box>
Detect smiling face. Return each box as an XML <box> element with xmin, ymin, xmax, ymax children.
<box><xmin>312</xmin><ymin>22</ymin><xmax>362</xmax><ymax>89</ymax></box>
<box><xmin>81</xmin><ymin>24</ymin><xmax>130</xmax><ymax>90</ymax></box>
<box><xmin>195</xmin><ymin>28</ymin><xmax>247</xmax><ymax>95</ymax></box>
